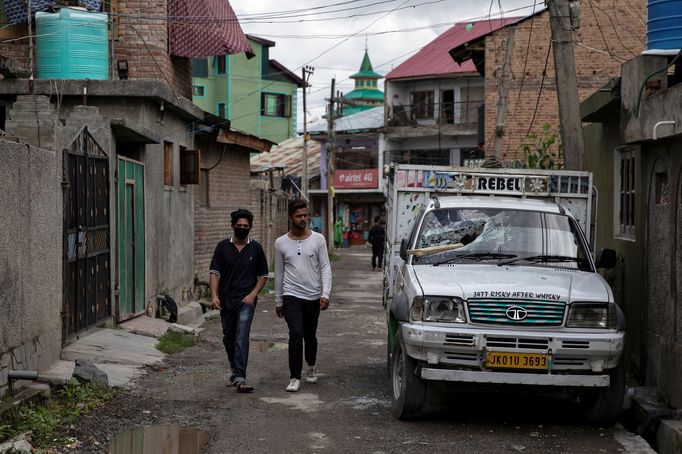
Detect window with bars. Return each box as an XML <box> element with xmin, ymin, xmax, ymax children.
<box><xmin>614</xmin><ymin>146</ymin><xmax>636</xmax><ymax>240</ymax></box>
<box><xmin>261</xmin><ymin>92</ymin><xmax>292</xmax><ymax>117</ymax></box>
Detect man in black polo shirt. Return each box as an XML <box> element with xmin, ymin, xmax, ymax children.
<box><xmin>210</xmin><ymin>209</ymin><xmax>268</xmax><ymax>393</ymax></box>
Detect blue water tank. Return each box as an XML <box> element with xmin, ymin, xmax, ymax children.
<box><xmin>647</xmin><ymin>0</ymin><xmax>682</xmax><ymax>51</ymax></box>
<box><xmin>35</xmin><ymin>8</ymin><xmax>109</xmax><ymax>80</ymax></box>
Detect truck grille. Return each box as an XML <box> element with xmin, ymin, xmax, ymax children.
<box><xmin>468</xmin><ymin>299</ymin><xmax>566</xmax><ymax>326</ymax></box>
<box><xmin>486</xmin><ymin>336</ymin><xmax>549</xmax><ymax>350</ymax></box>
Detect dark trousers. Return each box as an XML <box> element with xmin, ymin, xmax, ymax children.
<box><xmin>283</xmin><ymin>296</ymin><xmax>320</xmax><ymax>380</ymax></box>
<box><xmin>371</xmin><ymin>245</ymin><xmax>384</xmax><ymax>269</ymax></box>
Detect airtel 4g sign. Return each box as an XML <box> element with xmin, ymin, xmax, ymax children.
<box><xmin>334</xmin><ymin>169</ymin><xmax>379</xmax><ymax>189</ymax></box>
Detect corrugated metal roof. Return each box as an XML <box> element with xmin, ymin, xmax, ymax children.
<box><xmin>308</xmin><ymin>106</ymin><xmax>384</xmax><ymax>134</ymax></box>
<box><xmin>385</xmin><ymin>17</ymin><xmax>525</xmax><ymax>80</ymax></box>
<box><xmin>250</xmin><ymin>137</ymin><xmax>321</xmax><ymax>177</ymax></box>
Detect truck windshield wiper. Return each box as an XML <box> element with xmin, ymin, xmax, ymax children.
<box><xmin>433</xmin><ymin>252</ymin><xmax>516</xmax><ymax>266</ymax></box>
<box><xmin>497</xmin><ymin>254</ymin><xmax>579</xmax><ymax>266</ymax></box>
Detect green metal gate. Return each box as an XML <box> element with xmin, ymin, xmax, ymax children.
<box><xmin>117</xmin><ymin>157</ymin><xmax>145</xmax><ymax>321</ymax></box>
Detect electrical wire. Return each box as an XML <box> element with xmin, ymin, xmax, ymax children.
<box><xmin>525</xmin><ymin>40</ymin><xmax>552</xmax><ymax>139</ymax></box>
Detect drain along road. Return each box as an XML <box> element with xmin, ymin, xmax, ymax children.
<box><xmin>69</xmin><ymin>249</ymin><xmax>647</xmax><ymax>453</ymax></box>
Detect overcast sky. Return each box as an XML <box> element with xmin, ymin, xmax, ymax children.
<box><xmin>229</xmin><ymin>0</ymin><xmax>541</xmax><ymax>129</ymax></box>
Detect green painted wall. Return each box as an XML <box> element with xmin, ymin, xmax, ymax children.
<box><xmin>191</xmin><ymin>38</ymin><xmax>298</xmax><ymax>144</ymax></box>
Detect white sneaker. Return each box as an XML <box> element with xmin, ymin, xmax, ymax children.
<box><xmin>285</xmin><ymin>378</ymin><xmax>300</xmax><ymax>392</ymax></box>
<box><xmin>305</xmin><ymin>367</ymin><xmax>318</xmax><ymax>384</ymax></box>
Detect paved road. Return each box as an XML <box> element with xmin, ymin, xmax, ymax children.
<box><xmin>69</xmin><ymin>248</ymin><xmax>653</xmax><ymax>453</ymax></box>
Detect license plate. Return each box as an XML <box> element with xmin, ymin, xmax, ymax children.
<box><xmin>486</xmin><ymin>351</ymin><xmax>549</xmax><ymax>370</ymax></box>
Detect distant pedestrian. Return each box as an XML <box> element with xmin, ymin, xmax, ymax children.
<box><xmin>368</xmin><ymin>216</ymin><xmax>386</xmax><ymax>271</ymax></box>
<box><xmin>275</xmin><ymin>199</ymin><xmax>332</xmax><ymax>392</ymax></box>
<box><xmin>334</xmin><ymin>217</ymin><xmax>344</xmax><ymax>249</ymax></box>
<box><xmin>311</xmin><ymin>212</ymin><xmax>323</xmax><ymax>233</ymax></box>
<box><xmin>210</xmin><ymin>209</ymin><xmax>268</xmax><ymax>393</ymax></box>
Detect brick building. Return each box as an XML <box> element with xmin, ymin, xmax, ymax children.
<box><xmin>449</xmin><ymin>0</ymin><xmax>647</xmax><ymax>163</ymax></box>
<box><xmin>193</xmin><ymin>125</ymin><xmax>280</xmax><ymax>280</ymax></box>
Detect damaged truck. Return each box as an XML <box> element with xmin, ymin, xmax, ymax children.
<box><xmin>383</xmin><ymin>164</ymin><xmax>625</xmax><ymax>425</ymax></box>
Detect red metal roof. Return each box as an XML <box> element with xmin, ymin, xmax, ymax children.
<box><xmin>385</xmin><ymin>17</ymin><xmax>525</xmax><ymax>80</ymax></box>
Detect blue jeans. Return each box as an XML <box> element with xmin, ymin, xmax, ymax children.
<box><xmin>220</xmin><ymin>302</ymin><xmax>256</xmax><ymax>383</ymax></box>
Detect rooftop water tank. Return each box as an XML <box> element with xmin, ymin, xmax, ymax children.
<box><xmin>647</xmin><ymin>0</ymin><xmax>682</xmax><ymax>53</ymax></box>
<box><xmin>35</xmin><ymin>8</ymin><xmax>109</xmax><ymax>80</ymax></box>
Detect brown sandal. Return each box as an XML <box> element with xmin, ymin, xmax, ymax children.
<box><xmin>236</xmin><ymin>382</ymin><xmax>254</xmax><ymax>393</ymax></box>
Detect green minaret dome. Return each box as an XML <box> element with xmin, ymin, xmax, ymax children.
<box><xmin>350</xmin><ymin>51</ymin><xmax>383</xmax><ymax>79</ymax></box>
<box><xmin>343</xmin><ymin>49</ymin><xmax>384</xmax><ymax>116</ymax></box>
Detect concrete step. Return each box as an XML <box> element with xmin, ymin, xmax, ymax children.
<box><xmin>61</xmin><ymin>328</ymin><xmax>165</xmax><ymax>366</ymax></box>
<box><xmin>40</xmin><ymin>360</ymin><xmax>144</xmax><ymax>389</ymax></box>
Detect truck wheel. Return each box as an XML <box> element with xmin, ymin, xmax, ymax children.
<box><xmin>391</xmin><ymin>332</ymin><xmax>426</xmax><ymax>419</ymax></box>
<box><xmin>580</xmin><ymin>361</ymin><xmax>625</xmax><ymax>427</ymax></box>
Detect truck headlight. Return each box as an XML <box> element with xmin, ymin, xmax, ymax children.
<box><xmin>567</xmin><ymin>303</ymin><xmax>617</xmax><ymax>329</ymax></box>
<box><xmin>411</xmin><ymin>296</ymin><xmax>466</xmax><ymax>323</ymax></box>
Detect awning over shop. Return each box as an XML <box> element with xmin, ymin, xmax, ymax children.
<box><xmin>168</xmin><ymin>0</ymin><xmax>254</xmax><ymax>58</ymax></box>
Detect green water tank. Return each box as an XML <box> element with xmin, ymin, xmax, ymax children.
<box><xmin>35</xmin><ymin>8</ymin><xmax>109</xmax><ymax>80</ymax></box>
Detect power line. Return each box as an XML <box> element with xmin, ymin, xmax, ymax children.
<box><xmin>525</xmin><ymin>40</ymin><xmax>552</xmax><ymax>139</ymax></box>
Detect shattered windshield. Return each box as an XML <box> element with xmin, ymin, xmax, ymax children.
<box><xmin>412</xmin><ymin>208</ymin><xmax>591</xmax><ymax>270</ymax></box>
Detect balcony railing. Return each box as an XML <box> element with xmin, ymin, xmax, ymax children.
<box><xmin>387</xmin><ymin>101</ymin><xmax>483</xmax><ymax>127</ymax></box>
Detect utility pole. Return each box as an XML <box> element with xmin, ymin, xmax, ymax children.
<box><xmin>326</xmin><ymin>78</ymin><xmax>336</xmax><ymax>255</ymax></box>
<box><xmin>547</xmin><ymin>0</ymin><xmax>585</xmax><ymax>170</ymax></box>
<box><xmin>301</xmin><ymin>66</ymin><xmax>314</xmax><ymax>200</ymax></box>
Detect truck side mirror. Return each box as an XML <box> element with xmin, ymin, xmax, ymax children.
<box><xmin>595</xmin><ymin>248</ymin><xmax>617</xmax><ymax>269</ymax></box>
<box><xmin>400</xmin><ymin>238</ymin><xmax>408</xmax><ymax>261</ymax></box>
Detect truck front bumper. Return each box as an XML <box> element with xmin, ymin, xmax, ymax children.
<box><xmin>399</xmin><ymin>322</ymin><xmax>624</xmax><ymax>387</ymax></box>
<box><xmin>420</xmin><ymin>368</ymin><xmax>610</xmax><ymax>387</ymax></box>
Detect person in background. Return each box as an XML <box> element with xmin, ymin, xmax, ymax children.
<box><xmin>311</xmin><ymin>212</ymin><xmax>323</xmax><ymax>233</ymax></box>
<box><xmin>368</xmin><ymin>216</ymin><xmax>386</xmax><ymax>271</ymax></box>
<box><xmin>210</xmin><ymin>209</ymin><xmax>268</xmax><ymax>393</ymax></box>
<box><xmin>274</xmin><ymin>199</ymin><xmax>332</xmax><ymax>392</ymax></box>
<box><xmin>334</xmin><ymin>216</ymin><xmax>344</xmax><ymax>249</ymax></box>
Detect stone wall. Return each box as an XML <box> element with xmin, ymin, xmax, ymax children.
<box><xmin>0</xmin><ymin>140</ymin><xmax>62</xmax><ymax>396</ymax></box>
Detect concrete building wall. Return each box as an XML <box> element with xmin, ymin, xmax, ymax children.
<box><xmin>485</xmin><ymin>0</ymin><xmax>647</xmax><ymax>162</ymax></box>
<box><xmin>584</xmin><ymin>54</ymin><xmax>682</xmax><ymax>407</ymax></box>
<box><xmin>228</xmin><ymin>41</ymin><xmax>263</xmax><ymax>134</ymax></box>
<box><xmin>192</xmin><ymin>40</ymin><xmax>299</xmax><ymax>144</ymax></box>
<box><xmin>583</xmin><ymin>122</ymin><xmax>647</xmax><ymax>381</ymax></box>
<box><xmin>258</xmin><ymin>79</ymin><xmax>298</xmax><ymax>144</ymax></box>
<box><xmin>0</xmin><ymin>140</ymin><xmax>62</xmax><ymax>397</ymax></box>
<box><xmin>5</xmin><ymin>91</ymin><xmax>198</xmax><ymax>320</ymax></box>
<box><xmin>53</xmin><ymin>96</ymin><xmax>197</xmax><ymax>304</ymax></box>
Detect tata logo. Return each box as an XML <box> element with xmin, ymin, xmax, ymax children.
<box><xmin>506</xmin><ymin>306</ymin><xmax>528</xmax><ymax>321</ymax></box>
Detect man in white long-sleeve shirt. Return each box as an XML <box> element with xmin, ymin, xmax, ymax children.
<box><xmin>275</xmin><ymin>199</ymin><xmax>332</xmax><ymax>392</ymax></box>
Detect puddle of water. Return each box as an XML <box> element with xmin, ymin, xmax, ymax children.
<box><xmin>108</xmin><ymin>425</ymin><xmax>210</xmax><ymax>454</ymax></box>
<box><xmin>250</xmin><ymin>340</ymin><xmax>287</xmax><ymax>352</ymax></box>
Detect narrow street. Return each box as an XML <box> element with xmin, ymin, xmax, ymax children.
<box><xmin>69</xmin><ymin>249</ymin><xmax>646</xmax><ymax>453</ymax></box>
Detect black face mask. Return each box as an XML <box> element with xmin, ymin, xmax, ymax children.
<box><xmin>234</xmin><ymin>227</ymin><xmax>250</xmax><ymax>240</ymax></box>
